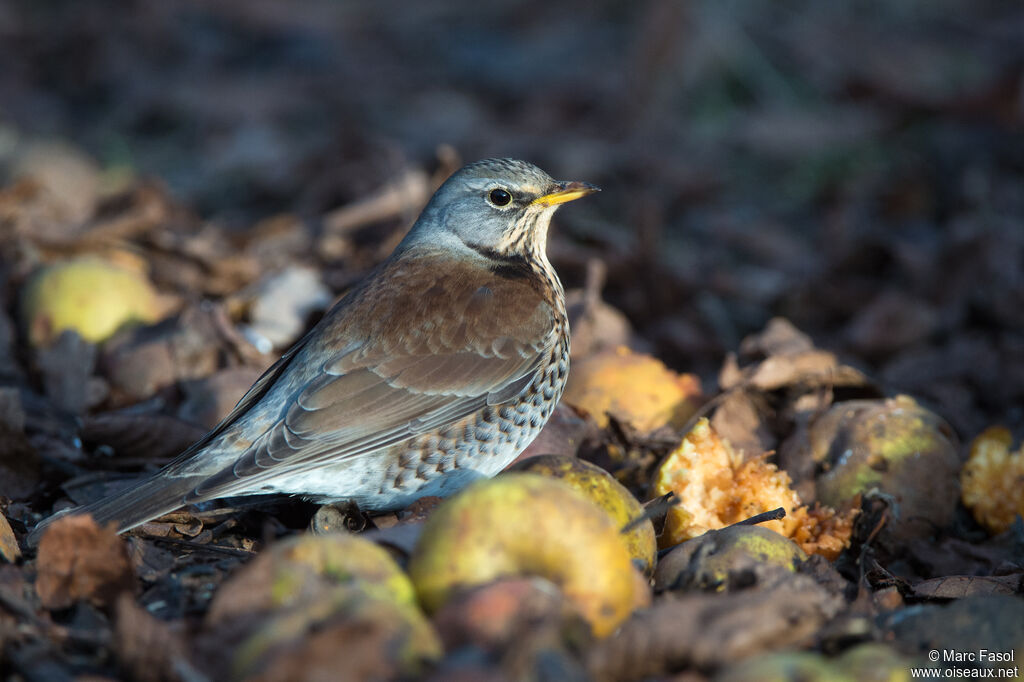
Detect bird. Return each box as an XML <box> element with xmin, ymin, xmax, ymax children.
<box><xmin>28</xmin><ymin>158</ymin><xmax>597</xmax><ymax>544</ymax></box>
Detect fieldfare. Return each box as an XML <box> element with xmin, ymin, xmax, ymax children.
<box><xmin>29</xmin><ymin>158</ymin><xmax>597</xmax><ymax>542</ymax></box>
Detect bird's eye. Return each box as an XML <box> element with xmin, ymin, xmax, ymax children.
<box><xmin>488</xmin><ymin>188</ymin><xmax>512</xmax><ymax>207</ymax></box>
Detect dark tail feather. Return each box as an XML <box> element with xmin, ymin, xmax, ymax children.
<box><xmin>27</xmin><ymin>474</ymin><xmax>199</xmax><ymax>546</ymax></box>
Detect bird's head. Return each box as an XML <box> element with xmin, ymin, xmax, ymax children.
<box><xmin>403</xmin><ymin>158</ymin><xmax>599</xmax><ymax>260</ymax></box>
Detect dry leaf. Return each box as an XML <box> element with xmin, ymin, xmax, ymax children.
<box><xmin>911</xmin><ymin>575</ymin><xmax>1022</xmax><ymax>599</ymax></box>
<box><xmin>34</xmin><ymin>513</ymin><xmax>134</xmax><ymax>609</ymax></box>
<box><xmin>586</xmin><ymin>567</ymin><xmax>842</xmax><ymax>680</ymax></box>
<box><xmin>0</xmin><ymin>512</ymin><xmax>21</xmax><ymax>562</ymax></box>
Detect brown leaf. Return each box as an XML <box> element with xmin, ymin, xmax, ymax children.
<box><xmin>586</xmin><ymin>567</ymin><xmax>842</xmax><ymax>681</ymax></box>
<box><xmin>748</xmin><ymin>350</ymin><xmax>868</xmax><ymax>392</ymax></box>
<box><xmin>711</xmin><ymin>319</ymin><xmax>879</xmax><ymax>488</ymax></box>
<box><xmin>738</xmin><ymin>317</ymin><xmax>816</xmax><ymax>358</ymax></box>
<box><xmin>35</xmin><ymin>514</ymin><xmax>134</xmax><ymax>610</ymax></box>
<box><xmin>911</xmin><ymin>574</ymin><xmax>1022</xmax><ymax>599</ymax></box>
<box><xmin>728</xmin><ymin>318</ymin><xmax>874</xmax><ymax>393</ymax></box>
<box><xmin>0</xmin><ymin>512</ymin><xmax>21</xmax><ymax>562</ymax></box>
<box><xmin>81</xmin><ymin>183</ymin><xmax>171</xmax><ymax>244</ymax></box>
<box><xmin>34</xmin><ymin>330</ymin><xmax>106</xmax><ymax>415</ymax></box>
<box><xmin>100</xmin><ymin>304</ymin><xmax>227</xmax><ymax>403</ymax></box>
<box><xmin>709</xmin><ymin>389</ymin><xmax>773</xmax><ymax>457</ymax></box>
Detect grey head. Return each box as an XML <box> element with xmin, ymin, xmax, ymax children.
<box><xmin>400</xmin><ymin>158</ymin><xmax>598</xmax><ymax>259</ymax></box>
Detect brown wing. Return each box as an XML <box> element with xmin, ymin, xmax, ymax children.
<box><xmin>188</xmin><ymin>248</ymin><xmax>558</xmax><ymax>499</ymax></box>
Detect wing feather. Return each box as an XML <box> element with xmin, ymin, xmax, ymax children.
<box><xmin>186</xmin><ymin>249</ymin><xmax>559</xmax><ymax>500</ymax></box>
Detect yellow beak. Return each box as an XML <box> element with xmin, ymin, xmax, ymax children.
<box><xmin>532</xmin><ymin>181</ymin><xmax>600</xmax><ymax>207</ymax></box>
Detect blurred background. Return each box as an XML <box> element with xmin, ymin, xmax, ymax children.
<box><xmin>1</xmin><ymin>0</ymin><xmax>1022</xmax><ymax>436</ymax></box>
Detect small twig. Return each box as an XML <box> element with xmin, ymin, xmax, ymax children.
<box><xmin>621</xmin><ymin>492</ymin><xmax>677</xmax><ymax>534</ymax></box>
<box><xmin>208</xmin><ymin>301</ymin><xmax>266</xmax><ymax>366</ymax></box>
<box><xmin>863</xmin><ymin>505</ymin><xmax>890</xmax><ymax>547</ymax></box>
<box><xmin>322</xmin><ymin>169</ymin><xmax>430</xmax><ymax>235</ymax></box>
<box><xmin>582</xmin><ymin>258</ymin><xmax>607</xmax><ymax>316</ymax></box>
<box><xmin>656</xmin><ymin>507</ymin><xmax>788</xmax><ymax>559</ymax></box>
<box><xmin>149</xmin><ymin>536</ymin><xmax>255</xmax><ymax>558</ymax></box>
<box><xmin>732</xmin><ymin>506</ymin><xmax>787</xmax><ymax>527</ymax></box>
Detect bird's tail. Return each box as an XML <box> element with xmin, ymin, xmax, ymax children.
<box><xmin>27</xmin><ymin>473</ymin><xmax>200</xmax><ymax>546</ymax></box>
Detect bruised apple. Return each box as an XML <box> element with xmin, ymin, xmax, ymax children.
<box><xmin>508</xmin><ymin>454</ymin><xmax>657</xmax><ymax>575</ymax></box>
<box><xmin>206</xmin><ymin>533</ymin><xmax>440</xmax><ymax>681</ymax></box>
<box><xmin>408</xmin><ymin>473</ymin><xmax>649</xmax><ymax>637</ymax></box>
<box><xmin>562</xmin><ymin>346</ymin><xmax>702</xmax><ymax>433</ymax></box>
